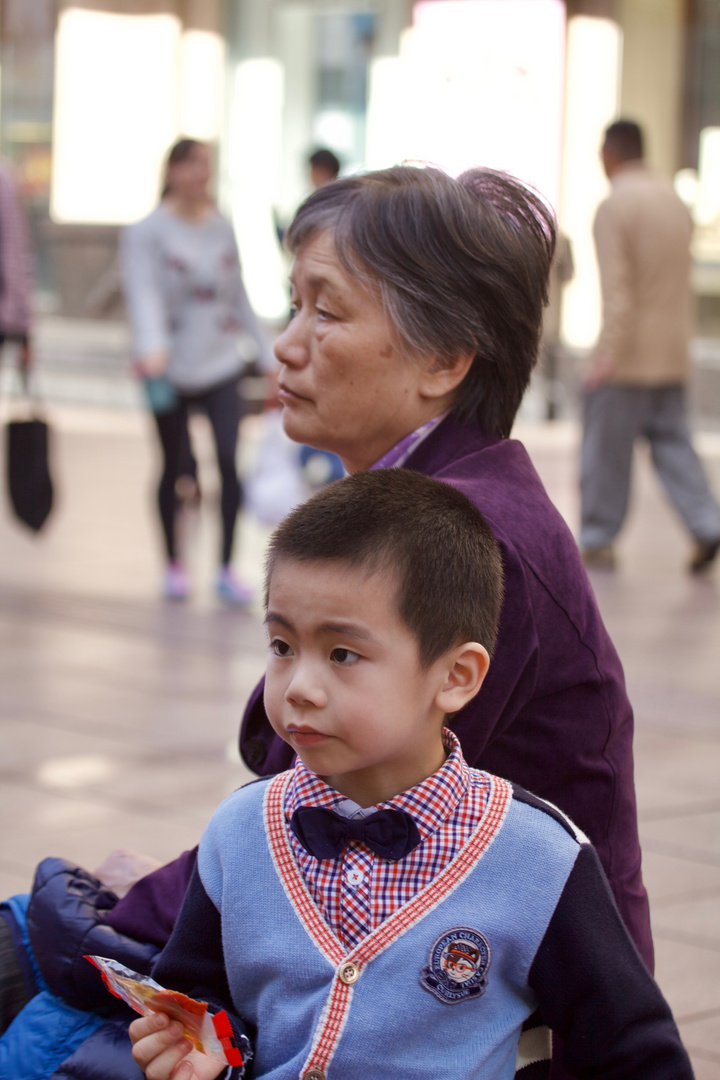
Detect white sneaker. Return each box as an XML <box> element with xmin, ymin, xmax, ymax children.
<box><xmin>162</xmin><ymin>562</ymin><xmax>190</xmax><ymax>600</ymax></box>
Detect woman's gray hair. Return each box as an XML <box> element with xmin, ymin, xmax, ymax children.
<box><xmin>285</xmin><ymin>166</ymin><xmax>555</xmax><ymax>439</ymax></box>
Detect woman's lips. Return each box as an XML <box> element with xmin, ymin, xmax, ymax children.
<box><xmin>287</xmin><ymin>726</ymin><xmax>329</xmax><ymax>746</ymax></box>
<box><xmin>278</xmin><ymin>385</ymin><xmax>311</xmax><ymax>404</ymax></box>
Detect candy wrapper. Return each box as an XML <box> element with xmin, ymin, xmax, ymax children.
<box><xmin>86</xmin><ymin>955</ymin><xmax>244</xmax><ymax>1068</ymax></box>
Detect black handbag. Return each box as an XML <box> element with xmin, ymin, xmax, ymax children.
<box><xmin>5</xmin><ymin>372</ymin><xmax>54</xmax><ymax>532</ymax></box>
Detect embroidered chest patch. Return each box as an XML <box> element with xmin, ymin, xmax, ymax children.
<box><xmin>420</xmin><ymin>927</ymin><xmax>491</xmax><ymax>1004</ymax></box>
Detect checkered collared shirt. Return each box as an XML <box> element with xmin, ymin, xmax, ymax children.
<box><xmin>284</xmin><ymin>730</ymin><xmax>491</xmax><ymax>950</ymax></box>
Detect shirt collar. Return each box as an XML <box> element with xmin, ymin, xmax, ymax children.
<box><xmin>285</xmin><ymin>729</ymin><xmax>469</xmax><ymax>842</ymax></box>
<box><xmin>369</xmin><ymin>414</ymin><xmax>447</xmax><ymax>471</ymax></box>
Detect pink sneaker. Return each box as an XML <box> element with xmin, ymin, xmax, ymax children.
<box><xmin>215</xmin><ymin>567</ymin><xmax>254</xmax><ymax>606</ymax></box>
<box><xmin>162</xmin><ymin>561</ymin><xmax>190</xmax><ymax>600</ymax></box>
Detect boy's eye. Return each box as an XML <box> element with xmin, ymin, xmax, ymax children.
<box><xmin>330</xmin><ymin>647</ymin><xmax>359</xmax><ymax>665</ymax></box>
<box><xmin>270</xmin><ymin>639</ymin><xmax>293</xmax><ymax>657</ymax></box>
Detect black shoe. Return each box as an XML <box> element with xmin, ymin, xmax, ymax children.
<box><xmin>688</xmin><ymin>538</ymin><xmax>720</xmax><ymax>574</ymax></box>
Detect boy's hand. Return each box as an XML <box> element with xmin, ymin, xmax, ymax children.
<box><xmin>129</xmin><ymin>1012</ymin><xmax>225</xmax><ymax>1080</ymax></box>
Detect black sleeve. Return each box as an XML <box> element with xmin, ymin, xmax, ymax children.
<box><xmin>152</xmin><ymin>864</ymin><xmax>252</xmax><ymax>1079</ymax></box>
<box><xmin>529</xmin><ymin>844</ymin><xmax>692</xmax><ymax>1080</ymax></box>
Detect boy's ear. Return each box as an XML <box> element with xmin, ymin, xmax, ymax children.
<box><xmin>435</xmin><ymin>642</ymin><xmax>490</xmax><ymax>714</ymax></box>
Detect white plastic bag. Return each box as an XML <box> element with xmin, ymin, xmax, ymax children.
<box><xmin>244</xmin><ymin>409</ymin><xmax>308</xmax><ymax>525</ymax></box>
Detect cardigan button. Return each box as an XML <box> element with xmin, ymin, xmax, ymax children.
<box><xmin>338</xmin><ymin>961</ymin><xmax>360</xmax><ymax>985</ymax></box>
<box><xmin>303</xmin><ymin>1070</ymin><xmax>325</xmax><ymax>1080</ymax></box>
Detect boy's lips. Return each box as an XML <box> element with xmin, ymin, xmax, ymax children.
<box><xmin>287</xmin><ymin>725</ymin><xmax>330</xmax><ymax>746</ymax></box>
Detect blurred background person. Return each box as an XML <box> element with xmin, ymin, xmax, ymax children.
<box><xmin>0</xmin><ymin>158</ymin><xmax>33</xmax><ymax>373</ymax></box>
<box><xmin>308</xmin><ymin>147</ymin><xmax>341</xmax><ymax>190</ymax></box>
<box><xmin>581</xmin><ymin>120</ymin><xmax>720</xmax><ymax>574</ymax></box>
<box><xmin>538</xmin><ymin>232</ymin><xmax>573</xmax><ymax>421</ymax></box>
<box><xmin>121</xmin><ymin>137</ymin><xmax>273</xmax><ymax>603</ymax></box>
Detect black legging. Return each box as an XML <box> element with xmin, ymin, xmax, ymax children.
<box><xmin>154</xmin><ymin>375</ymin><xmax>242</xmax><ymax>565</ymax></box>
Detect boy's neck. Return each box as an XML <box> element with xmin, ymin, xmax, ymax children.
<box><xmin>319</xmin><ymin>740</ymin><xmax>448</xmax><ymax>808</ymax></box>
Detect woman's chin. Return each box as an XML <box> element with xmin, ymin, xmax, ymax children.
<box><xmin>281</xmin><ymin>412</ymin><xmax>337</xmax><ymax>457</ymax></box>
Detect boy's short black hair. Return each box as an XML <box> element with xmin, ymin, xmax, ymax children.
<box><xmin>265</xmin><ymin>469</ymin><xmax>504</xmax><ymax>665</ymax></box>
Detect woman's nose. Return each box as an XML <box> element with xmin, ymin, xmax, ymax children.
<box><xmin>274</xmin><ymin>314</ymin><xmax>307</xmax><ymax>368</ymax></box>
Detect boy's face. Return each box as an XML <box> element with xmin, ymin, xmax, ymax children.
<box><xmin>264</xmin><ymin>558</ymin><xmax>452</xmax><ymax>806</ymax></box>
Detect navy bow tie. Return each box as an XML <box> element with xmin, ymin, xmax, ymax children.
<box><xmin>290</xmin><ymin>805</ymin><xmax>422</xmax><ymax>862</ymax></box>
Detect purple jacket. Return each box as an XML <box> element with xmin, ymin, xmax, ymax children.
<box><xmin>240</xmin><ymin>416</ymin><xmax>652</xmax><ymax>969</ymax></box>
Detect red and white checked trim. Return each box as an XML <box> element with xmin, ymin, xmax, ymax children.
<box><xmin>264</xmin><ymin>770</ymin><xmax>513</xmax><ymax>1079</ymax></box>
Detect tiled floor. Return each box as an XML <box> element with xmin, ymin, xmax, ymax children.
<box><xmin>0</xmin><ymin>404</ymin><xmax>718</xmax><ymax>1075</ymax></box>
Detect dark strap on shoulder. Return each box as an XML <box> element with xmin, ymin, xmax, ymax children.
<box><xmin>509</xmin><ymin>783</ymin><xmax>579</xmax><ymax>841</ymax></box>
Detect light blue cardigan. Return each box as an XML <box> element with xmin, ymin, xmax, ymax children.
<box><xmin>199</xmin><ymin>772</ymin><xmax>578</xmax><ymax>1080</ymax></box>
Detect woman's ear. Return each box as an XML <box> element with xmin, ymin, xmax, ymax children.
<box><xmin>418</xmin><ymin>350</ymin><xmax>475</xmax><ymax>401</ymax></box>
<box><xmin>435</xmin><ymin>642</ymin><xmax>490</xmax><ymax>715</ymax></box>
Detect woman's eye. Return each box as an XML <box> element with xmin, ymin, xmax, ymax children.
<box><xmin>270</xmin><ymin>639</ymin><xmax>292</xmax><ymax>657</ymax></box>
<box><xmin>316</xmin><ymin>307</ymin><xmax>335</xmax><ymax>321</ymax></box>
<box><xmin>331</xmin><ymin>647</ymin><xmax>359</xmax><ymax>665</ymax></box>
<box><xmin>289</xmin><ymin>304</ymin><xmax>298</xmax><ymax>319</ymax></box>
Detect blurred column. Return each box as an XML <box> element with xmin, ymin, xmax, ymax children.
<box><xmin>274</xmin><ymin>6</ymin><xmax>315</xmax><ymax>223</ymax></box>
<box><xmin>559</xmin><ymin>6</ymin><xmax>622</xmax><ymax>349</ymax></box>
<box><xmin>225</xmin><ymin>0</ymin><xmax>286</xmax><ymax>321</ymax></box>
<box><xmin>179</xmin><ymin>0</ymin><xmax>225</xmax><ymax>143</ymax></box>
<box><xmin>617</xmin><ymin>0</ymin><xmax>683</xmax><ymax>176</ymax></box>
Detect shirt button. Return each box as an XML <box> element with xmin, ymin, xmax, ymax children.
<box><xmin>338</xmin><ymin>961</ymin><xmax>360</xmax><ymax>985</ymax></box>
<box><xmin>303</xmin><ymin>1071</ymin><xmax>325</xmax><ymax>1080</ymax></box>
<box><xmin>345</xmin><ymin>868</ymin><xmax>364</xmax><ymax>887</ymax></box>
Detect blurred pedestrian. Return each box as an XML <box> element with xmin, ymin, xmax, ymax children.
<box><xmin>539</xmin><ymin>232</ymin><xmax>573</xmax><ymax>420</ymax></box>
<box><xmin>581</xmin><ymin>119</ymin><xmax>720</xmax><ymax>572</ymax></box>
<box><xmin>308</xmin><ymin>147</ymin><xmax>340</xmax><ymax>189</ymax></box>
<box><xmin>121</xmin><ymin>138</ymin><xmax>273</xmax><ymax>602</ymax></box>
<box><xmin>0</xmin><ymin>159</ymin><xmax>33</xmax><ymax>372</ymax></box>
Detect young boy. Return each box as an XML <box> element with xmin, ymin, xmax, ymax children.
<box><xmin>130</xmin><ymin>470</ymin><xmax>692</xmax><ymax>1080</ymax></box>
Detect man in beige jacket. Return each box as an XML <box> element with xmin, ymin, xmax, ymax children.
<box><xmin>581</xmin><ymin>120</ymin><xmax>720</xmax><ymax>573</ymax></box>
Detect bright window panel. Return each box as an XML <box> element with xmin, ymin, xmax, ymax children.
<box><xmin>560</xmin><ymin>17</ymin><xmax>622</xmax><ymax>348</ymax></box>
<box><xmin>51</xmin><ymin>9</ymin><xmax>180</xmax><ymax>224</ymax></box>
<box><xmin>367</xmin><ymin>0</ymin><xmax>565</xmax><ymax>211</ymax></box>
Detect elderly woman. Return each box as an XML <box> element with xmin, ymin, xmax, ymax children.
<box><xmin>1</xmin><ymin>167</ymin><xmax>651</xmax><ymax>1079</ymax></box>
<box><xmin>240</xmin><ymin>166</ymin><xmax>652</xmax><ymax>969</ymax></box>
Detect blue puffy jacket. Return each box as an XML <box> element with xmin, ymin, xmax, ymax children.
<box><xmin>0</xmin><ymin>858</ymin><xmax>172</xmax><ymax>1080</ymax></box>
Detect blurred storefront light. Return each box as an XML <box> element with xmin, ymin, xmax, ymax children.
<box><xmin>695</xmin><ymin>127</ymin><xmax>720</xmax><ymax>229</ymax></box>
<box><xmin>674</xmin><ymin>168</ymin><xmax>699</xmax><ymax>212</ymax></box>
<box><xmin>560</xmin><ymin>16</ymin><xmax>622</xmax><ymax>350</ymax></box>
<box><xmin>228</xmin><ymin>58</ymin><xmax>287</xmax><ymax>322</ymax></box>
<box><xmin>179</xmin><ymin>30</ymin><xmax>226</xmax><ymax>142</ymax></box>
<box><xmin>366</xmin><ymin>0</ymin><xmax>565</xmax><ymax>211</ymax></box>
<box><xmin>51</xmin><ymin>9</ymin><xmax>180</xmax><ymax>224</ymax></box>
<box><xmin>313</xmin><ymin>109</ymin><xmax>355</xmax><ymax>156</ymax></box>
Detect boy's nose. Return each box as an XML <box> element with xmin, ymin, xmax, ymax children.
<box><xmin>285</xmin><ymin>663</ymin><xmax>327</xmax><ymax>709</ymax></box>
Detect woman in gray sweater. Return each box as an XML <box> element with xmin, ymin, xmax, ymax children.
<box><xmin>121</xmin><ymin>139</ymin><xmax>272</xmax><ymax>602</ymax></box>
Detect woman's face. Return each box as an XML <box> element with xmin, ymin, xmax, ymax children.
<box><xmin>166</xmin><ymin>144</ymin><xmax>211</xmax><ymax>201</ymax></box>
<box><xmin>275</xmin><ymin>231</ymin><xmax>446</xmax><ymax>473</ymax></box>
